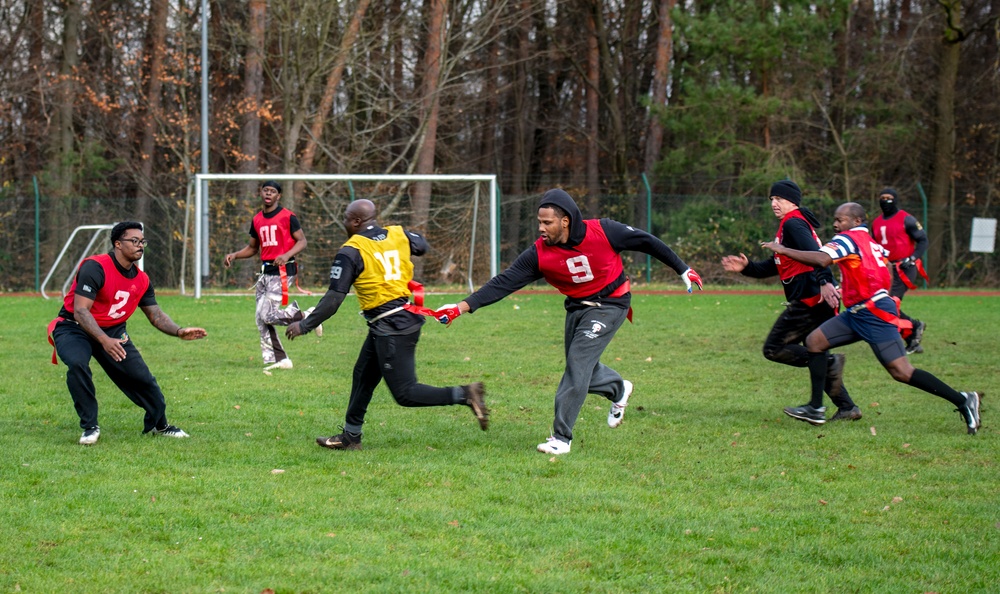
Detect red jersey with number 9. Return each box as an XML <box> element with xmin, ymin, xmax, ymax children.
<box><xmin>253</xmin><ymin>208</ymin><xmax>297</xmax><ymax>262</ymax></box>
<box><xmin>535</xmin><ymin>219</ymin><xmax>624</xmax><ymax>298</ymax></box>
<box><xmin>62</xmin><ymin>254</ymin><xmax>150</xmax><ymax>327</ymax></box>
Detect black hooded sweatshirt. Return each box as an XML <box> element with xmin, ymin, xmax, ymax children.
<box><xmin>463</xmin><ymin>189</ymin><xmax>689</xmax><ymax>313</ymax></box>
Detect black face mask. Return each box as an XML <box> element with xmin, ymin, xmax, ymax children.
<box><xmin>879</xmin><ymin>198</ymin><xmax>899</xmax><ymax>217</ymax></box>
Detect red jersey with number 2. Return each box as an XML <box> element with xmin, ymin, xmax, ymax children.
<box><xmin>253</xmin><ymin>208</ymin><xmax>297</xmax><ymax>262</ymax></box>
<box><xmin>62</xmin><ymin>254</ymin><xmax>150</xmax><ymax>327</ymax></box>
<box><xmin>821</xmin><ymin>228</ymin><xmax>892</xmax><ymax>308</ymax></box>
<box><xmin>535</xmin><ymin>219</ymin><xmax>624</xmax><ymax>298</ymax></box>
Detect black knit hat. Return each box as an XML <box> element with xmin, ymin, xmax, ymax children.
<box><xmin>769</xmin><ymin>180</ymin><xmax>802</xmax><ymax>206</ymax></box>
<box><xmin>261</xmin><ymin>180</ymin><xmax>282</xmax><ymax>194</ymax></box>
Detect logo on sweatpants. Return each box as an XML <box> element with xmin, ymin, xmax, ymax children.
<box><xmin>584</xmin><ymin>320</ymin><xmax>606</xmax><ymax>339</ymax></box>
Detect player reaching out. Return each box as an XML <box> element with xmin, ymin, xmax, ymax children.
<box><xmin>434</xmin><ymin>188</ymin><xmax>704</xmax><ymax>455</ymax></box>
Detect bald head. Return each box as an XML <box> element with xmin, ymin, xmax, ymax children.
<box><xmin>832</xmin><ymin>202</ymin><xmax>867</xmax><ymax>233</ymax></box>
<box><xmin>343</xmin><ymin>199</ymin><xmax>377</xmax><ymax>236</ymax></box>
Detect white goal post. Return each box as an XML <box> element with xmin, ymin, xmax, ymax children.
<box><xmin>192</xmin><ymin>173</ymin><xmax>499</xmax><ymax>299</ymax></box>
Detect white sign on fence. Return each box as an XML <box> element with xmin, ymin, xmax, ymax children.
<box><xmin>970</xmin><ymin>218</ymin><xmax>997</xmax><ymax>253</ymax></box>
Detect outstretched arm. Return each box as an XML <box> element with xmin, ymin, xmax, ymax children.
<box><xmin>141</xmin><ymin>304</ymin><xmax>207</xmax><ymax>340</ymax></box>
<box><xmin>287</xmin><ymin>289</ymin><xmax>346</xmax><ymax>339</ymax></box>
<box><xmin>760</xmin><ymin>241</ymin><xmax>834</xmax><ymax>268</ymax></box>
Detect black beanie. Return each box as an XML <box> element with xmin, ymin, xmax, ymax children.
<box><xmin>879</xmin><ymin>188</ymin><xmax>898</xmax><ymax>201</ymax></box>
<box><xmin>769</xmin><ymin>180</ymin><xmax>802</xmax><ymax>206</ymax></box>
<box><xmin>261</xmin><ymin>180</ymin><xmax>282</xmax><ymax>194</ymax></box>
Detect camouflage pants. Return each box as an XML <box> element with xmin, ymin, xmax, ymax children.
<box><xmin>255</xmin><ymin>273</ymin><xmax>302</xmax><ymax>364</ymax></box>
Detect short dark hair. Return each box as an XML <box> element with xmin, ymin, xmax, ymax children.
<box><xmin>111</xmin><ymin>221</ymin><xmax>143</xmax><ymax>245</ymax></box>
<box><xmin>261</xmin><ymin>180</ymin><xmax>282</xmax><ymax>194</ymax></box>
<box><xmin>542</xmin><ymin>203</ymin><xmax>568</xmax><ymax>220</ymax></box>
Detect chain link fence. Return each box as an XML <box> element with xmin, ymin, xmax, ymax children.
<box><xmin>3</xmin><ymin>181</ymin><xmax>998</xmax><ymax>294</ymax></box>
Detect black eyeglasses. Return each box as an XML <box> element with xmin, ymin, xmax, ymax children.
<box><xmin>121</xmin><ymin>238</ymin><xmax>148</xmax><ymax>247</ymax></box>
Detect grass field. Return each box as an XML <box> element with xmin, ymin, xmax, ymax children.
<box><xmin>1</xmin><ymin>289</ymin><xmax>997</xmax><ymax>593</ymax></box>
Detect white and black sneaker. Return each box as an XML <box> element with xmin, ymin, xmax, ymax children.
<box><xmin>608</xmin><ymin>380</ymin><xmax>632</xmax><ymax>428</ymax></box>
<box><xmin>958</xmin><ymin>391</ymin><xmax>982</xmax><ymax>435</ymax></box>
<box><xmin>537</xmin><ymin>437</ymin><xmax>571</xmax><ymax>455</ymax></box>
<box><xmin>79</xmin><ymin>426</ymin><xmax>100</xmax><ymax>445</ymax></box>
<box><xmin>152</xmin><ymin>425</ymin><xmax>190</xmax><ymax>438</ymax></box>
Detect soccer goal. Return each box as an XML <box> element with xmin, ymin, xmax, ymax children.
<box><xmin>191</xmin><ymin>173</ymin><xmax>499</xmax><ymax>299</ymax></box>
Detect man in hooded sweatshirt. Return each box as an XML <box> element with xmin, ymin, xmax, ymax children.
<box><xmin>722</xmin><ymin>180</ymin><xmax>862</xmax><ymax>424</ymax></box>
<box><xmin>434</xmin><ymin>188</ymin><xmax>704</xmax><ymax>455</ymax></box>
<box><xmin>871</xmin><ymin>187</ymin><xmax>929</xmax><ymax>354</ymax></box>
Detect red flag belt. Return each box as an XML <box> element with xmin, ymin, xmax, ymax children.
<box><xmin>895</xmin><ymin>259</ymin><xmax>930</xmax><ymax>290</ymax></box>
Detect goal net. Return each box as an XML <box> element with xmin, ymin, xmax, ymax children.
<box><xmin>190</xmin><ymin>174</ymin><xmax>498</xmax><ymax>299</ymax></box>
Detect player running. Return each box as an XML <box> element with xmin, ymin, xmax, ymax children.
<box><xmin>762</xmin><ymin>202</ymin><xmax>981</xmax><ymax>434</ymax></box>
<box><xmin>435</xmin><ymin>188</ymin><xmax>704</xmax><ymax>454</ymax></box>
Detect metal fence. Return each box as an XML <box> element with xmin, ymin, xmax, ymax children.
<box><xmin>3</xmin><ymin>183</ymin><xmax>998</xmax><ymax>294</ymax></box>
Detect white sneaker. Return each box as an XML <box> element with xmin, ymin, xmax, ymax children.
<box><xmin>80</xmin><ymin>427</ymin><xmax>100</xmax><ymax>445</ymax></box>
<box><xmin>608</xmin><ymin>380</ymin><xmax>632</xmax><ymax>428</ymax></box>
<box><xmin>537</xmin><ymin>437</ymin><xmax>571</xmax><ymax>455</ymax></box>
<box><xmin>303</xmin><ymin>306</ymin><xmax>323</xmax><ymax>337</ymax></box>
<box><xmin>152</xmin><ymin>425</ymin><xmax>190</xmax><ymax>438</ymax></box>
<box><xmin>263</xmin><ymin>359</ymin><xmax>294</xmax><ymax>372</ymax></box>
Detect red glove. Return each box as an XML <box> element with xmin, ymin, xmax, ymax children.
<box><xmin>434</xmin><ymin>304</ymin><xmax>462</xmax><ymax>325</ymax></box>
<box><xmin>682</xmin><ymin>268</ymin><xmax>703</xmax><ymax>292</ymax></box>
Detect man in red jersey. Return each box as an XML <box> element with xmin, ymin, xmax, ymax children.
<box><xmin>224</xmin><ymin>180</ymin><xmax>320</xmax><ymax>372</ymax></box>
<box><xmin>434</xmin><ymin>188</ymin><xmax>704</xmax><ymax>455</ymax></box>
<box><xmin>872</xmin><ymin>187</ymin><xmax>929</xmax><ymax>354</ymax></box>
<box><xmin>50</xmin><ymin>222</ymin><xmax>207</xmax><ymax>445</ymax></box>
<box><xmin>762</xmin><ymin>203</ymin><xmax>981</xmax><ymax>434</ymax></box>
<box><xmin>722</xmin><ymin>180</ymin><xmax>860</xmax><ymax>422</ymax></box>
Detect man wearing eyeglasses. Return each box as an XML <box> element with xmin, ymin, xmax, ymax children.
<box><xmin>49</xmin><ymin>221</ymin><xmax>207</xmax><ymax>445</ymax></box>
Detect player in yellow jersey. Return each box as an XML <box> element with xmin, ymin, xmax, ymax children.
<box><xmin>286</xmin><ymin>199</ymin><xmax>488</xmax><ymax>450</ymax></box>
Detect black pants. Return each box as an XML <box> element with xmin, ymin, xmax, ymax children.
<box><xmin>343</xmin><ymin>327</ymin><xmax>460</xmax><ymax>433</ymax></box>
<box><xmin>889</xmin><ymin>264</ymin><xmax>920</xmax><ymax>326</ymax></box>
<box><xmin>52</xmin><ymin>321</ymin><xmax>169</xmax><ymax>433</ymax></box>
<box><xmin>762</xmin><ymin>300</ymin><xmax>855</xmax><ymax>409</ymax></box>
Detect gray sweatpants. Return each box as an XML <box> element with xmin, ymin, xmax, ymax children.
<box><xmin>255</xmin><ymin>273</ymin><xmax>302</xmax><ymax>364</ymax></box>
<box><xmin>551</xmin><ymin>305</ymin><xmax>630</xmax><ymax>443</ymax></box>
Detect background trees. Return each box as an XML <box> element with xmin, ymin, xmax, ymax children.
<box><xmin>1</xmin><ymin>0</ymin><xmax>997</xmax><ymax>290</ymax></box>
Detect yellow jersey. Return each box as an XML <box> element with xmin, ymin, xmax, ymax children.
<box><xmin>343</xmin><ymin>225</ymin><xmax>414</xmax><ymax>311</ymax></box>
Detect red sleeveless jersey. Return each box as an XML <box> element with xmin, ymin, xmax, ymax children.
<box><xmin>535</xmin><ymin>219</ymin><xmax>624</xmax><ymax>298</ymax></box>
<box><xmin>62</xmin><ymin>254</ymin><xmax>150</xmax><ymax>327</ymax></box>
<box><xmin>774</xmin><ymin>210</ymin><xmax>822</xmax><ymax>281</ymax></box>
<box><xmin>253</xmin><ymin>208</ymin><xmax>297</xmax><ymax>262</ymax></box>
<box><xmin>871</xmin><ymin>210</ymin><xmax>914</xmax><ymax>261</ymax></box>
<box><xmin>822</xmin><ymin>228</ymin><xmax>892</xmax><ymax>307</ymax></box>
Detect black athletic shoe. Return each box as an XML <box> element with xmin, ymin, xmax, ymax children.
<box><xmin>317</xmin><ymin>430</ymin><xmax>363</xmax><ymax>450</ymax></box>
<box><xmin>906</xmin><ymin>320</ymin><xmax>926</xmax><ymax>355</ymax></box>
<box><xmin>464</xmin><ymin>382</ymin><xmax>489</xmax><ymax>431</ymax></box>
<box><xmin>826</xmin><ymin>353</ymin><xmax>846</xmax><ymax>399</ymax></box>
<box><xmin>783</xmin><ymin>404</ymin><xmax>827</xmax><ymax>426</ymax></box>
<box><xmin>958</xmin><ymin>391</ymin><xmax>982</xmax><ymax>435</ymax></box>
<box><xmin>830</xmin><ymin>406</ymin><xmax>862</xmax><ymax>421</ymax></box>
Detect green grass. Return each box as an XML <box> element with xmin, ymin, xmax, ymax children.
<box><xmin>1</xmin><ymin>289</ymin><xmax>997</xmax><ymax>593</ymax></box>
